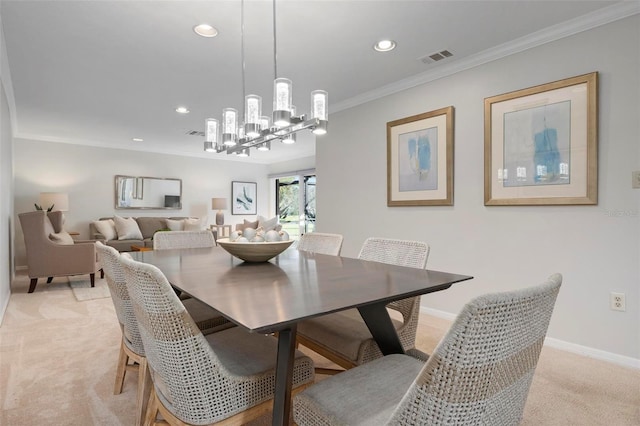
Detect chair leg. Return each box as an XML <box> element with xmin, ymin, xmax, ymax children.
<box><xmin>46</xmin><ymin>277</ymin><xmax>53</xmax><ymax>283</ymax></box>
<box><xmin>137</xmin><ymin>358</ymin><xmax>152</xmax><ymax>426</ymax></box>
<box><xmin>90</xmin><ymin>273</ymin><xmax>95</xmax><ymax>287</ymax></box>
<box><xmin>100</xmin><ymin>268</ymin><xmax>105</xmax><ymax>279</ymax></box>
<box><xmin>143</xmin><ymin>387</ymin><xmax>160</xmax><ymax>426</ymax></box>
<box><xmin>114</xmin><ymin>339</ymin><xmax>129</xmax><ymax>395</ymax></box>
<box><xmin>28</xmin><ymin>278</ymin><xmax>38</xmax><ymax>293</ymax></box>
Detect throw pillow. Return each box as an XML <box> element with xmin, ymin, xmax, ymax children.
<box><xmin>257</xmin><ymin>215</ymin><xmax>279</xmax><ymax>232</ymax></box>
<box><xmin>93</xmin><ymin>219</ymin><xmax>117</xmax><ymax>241</ymax></box>
<box><xmin>166</xmin><ymin>218</ymin><xmax>185</xmax><ymax>231</ymax></box>
<box><xmin>184</xmin><ymin>217</ymin><xmax>205</xmax><ymax>231</ymax></box>
<box><xmin>114</xmin><ymin>215</ymin><xmax>143</xmax><ymax>240</ymax></box>
<box><xmin>243</xmin><ymin>219</ymin><xmax>259</xmax><ymax>230</ymax></box>
<box><xmin>49</xmin><ymin>231</ymin><xmax>74</xmax><ymax>245</ymax></box>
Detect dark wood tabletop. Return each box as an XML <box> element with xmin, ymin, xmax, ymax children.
<box><xmin>130</xmin><ymin>245</ymin><xmax>473</xmax><ymax>425</ymax></box>
<box><xmin>130</xmin><ymin>246</ymin><xmax>473</xmax><ymax>334</ymax></box>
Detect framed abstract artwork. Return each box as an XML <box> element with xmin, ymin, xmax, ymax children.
<box><xmin>231</xmin><ymin>181</ymin><xmax>257</xmax><ymax>215</ymax></box>
<box><xmin>484</xmin><ymin>72</ymin><xmax>598</xmax><ymax>205</ymax></box>
<box><xmin>387</xmin><ymin>106</ymin><xmax>454</xmax><ymax>206</ymax></box>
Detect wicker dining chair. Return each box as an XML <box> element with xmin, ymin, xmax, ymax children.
<box><xmin>297</xmin><ymin>232</ymin><xmax>344</xmax><ymax>256</ymax></box>
<box><xmin>96</xmin><ymin>242</ymin><xmax>234</xmax><ymax>426</ymax></box>
<box><xmin>118</xmin><ymin>253</ymin><xmax>315</xmax><ymax>426</ymax></box>
<box><xmin>294</xmin><ymin>274</ymin><xmax>563</xmax><ymax>426</ymax></box>
<box><xmin>296</xmin><ymin>237</ymin><xmax>429</xmax><ymax>373</ymax></box>
<box><xmin>152</xmin><ymin>230</ymin><xmax>216</xmax><ymax>250</ymax></box>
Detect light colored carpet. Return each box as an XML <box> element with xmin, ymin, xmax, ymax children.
<box><xmin>68</xmin><ymin>275</ymin><xmax>111</xmax><ymax>301</ymax></box>
<box><xmin>1</xmin><ymin>271</ymin><xmax>639</xmax><ymax>425</ymax></box>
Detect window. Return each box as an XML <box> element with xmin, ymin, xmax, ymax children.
<box><xmin>275</xmin><ymin>173</ymin><xmax>316</xmax><ymax>239</ymax></box>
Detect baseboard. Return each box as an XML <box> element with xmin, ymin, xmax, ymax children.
<box><xmin>420</xmin><ymin>307</ymin><xmax>640</xmax><ymax>370</ymax></box>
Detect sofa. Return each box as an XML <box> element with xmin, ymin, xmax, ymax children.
<box><xmin>90</xmin><ymin>216</ymin><xmax>204</xmax><ymax>252</ymax></box>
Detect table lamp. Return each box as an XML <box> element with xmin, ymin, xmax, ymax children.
<box><xmin>38</xmin><ymin>192</ymin><xmax>69</xmax><ymax>212</ymax></box>
<box><xmin>211</xmin><ymin>198</ymin><xmax>227</xmax><ymax>225</ymax></box>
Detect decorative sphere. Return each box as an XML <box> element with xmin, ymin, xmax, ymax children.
<box><xmin>229</xmin><ymin>231</ymin><xmax>242</xmax><ymax>242</ymax></box>
<box><xmin>279</xmin><ymin>230</ymin><xmax>290</xmax><ymax>241</ymax></box>
<box><xmin>264</xmin><ymin>230</ymin><xmax>281</xmax><ymax>242</ymax></box>
<box><xmin>243</xmin><ymin>227</ymin><xmax>257</xmax><ymax>240</ymax></box>
<box><xmin>251</xmin><ymin>235</ymin><xmax>265</xmax><ymax>243</ymax></box>
<box><xmin>236</xmin><ymin>236</ymin><xmax>249</xmax><ymax>243</ymax></box>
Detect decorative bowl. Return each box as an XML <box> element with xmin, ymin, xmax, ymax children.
<box><xmin>216</xmin><ymin>238</ymin><xmax>294</xmax><ymax>262</ymax></box>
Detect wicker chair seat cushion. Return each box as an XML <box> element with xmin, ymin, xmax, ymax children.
<box><xmin>297</xmin><ymin>308</ymin><xmax>403</xmax><ymax>363</ymax></box>
<box><xmin>294</xmin><ymin>354</ymin><xmax>422</xmax><ymax>425</ymax></box>
<box><xmin>152</xmin><ymin>326</ymin><xmax>315</xmax><ymax>422</ymax></box>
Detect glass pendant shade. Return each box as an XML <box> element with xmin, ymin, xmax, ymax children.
<box><xmin>281</xmin><ymin>133</ymin><xmax>296</xmax><ymax>144</ymax></box>
<box><xmin>237</xmin><ymin>148</ymin><xmax>250</xmax><ymax>157</ymax></box>
<box><xmin>260</xmin><ymin>116</ymin><xmax>270</xmax><ymax>131</ymax></box>
<box><xmin>257</xmin><ymin>141</ymin><xmax>271</xmax><ymax>151</ymax></box>
<box><xmin>205</xmin><ymin>118</ymin><xmax>219</xmax><ymax>143</ymax></box>
<box><xmin>311</xmin><ymin>90</ymin><xmax>328</xmax><ymax>135</ymax></box>
<box><xmin>244</xmin><ymin>94</ymin><xmax>262</xmax><ymax>138</ymax></box>
<box><xmin>222</xmin><ymin>108</ymin><xmax>238</xmax><ymax>146</ymax></box>
<box><xmin>273</xmin><ymin>77</ymin><xmax>292</xmax><ymax>127</ymax></box>
<box><xmin>204</xmin><ymin>141</ymin><xmax>215</xmax><ymax>152</ymax></box>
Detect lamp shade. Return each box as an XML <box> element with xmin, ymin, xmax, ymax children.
<box><xmin>39</xmin><ymin>192</ymin><xmax>69</xmax><ymax>211</ymax></box>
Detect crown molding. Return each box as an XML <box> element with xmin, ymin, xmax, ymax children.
<box><xmin>331</xmin><ymin>1</ymin><xmax>640</xmax><ymax>114</ymax></box>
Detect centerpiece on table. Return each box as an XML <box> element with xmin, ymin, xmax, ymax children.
<box><xmin>216</xmin><ymin>227</ymin><xmax>293</xmax><ymax>262</ymax></box>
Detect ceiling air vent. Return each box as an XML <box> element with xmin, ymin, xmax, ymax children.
<box><xmin>185</xmin><ymin>130</ymin><xmax>205</xmax><ymax>137</ymax></box>
<box><xmin>419</xmin><ymin>49</ymin><xmax>453</xmax><ymax>65</ymax></box>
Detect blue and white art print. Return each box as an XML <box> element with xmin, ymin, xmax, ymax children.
<box><xmin>398</xmin><ymin>126</ymin><xmax>438</xmax><ymax>192</ymax></box>
<box><xmin>485</xmin><ymin>72</ymin><xmax>598</xmax><ymax>205</ymax></box>
<box><xmin>502</xmin><ymin>101</ymin><xmax>571</xmax><ymax>187</ymax></box>
<box><xmin>232</xmin><ymin>181</ymin><xmax>257</xmax><ymax>215</ymax></box>
<box><xmin>387</xmin><ymin>106</ymin><xmax>454</xmax><ymax>206</ymax></box>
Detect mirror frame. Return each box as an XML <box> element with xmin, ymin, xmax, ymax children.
<box><xmin>114</xmin><ymin>175</ymin><xmax>183</xmax><ymax>210</ymax></box>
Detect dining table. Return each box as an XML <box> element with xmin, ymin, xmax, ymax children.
<box><xmin>130</xmin><ymin>245</ymin><xmax>473</xmax><ymax>425</ymax></box>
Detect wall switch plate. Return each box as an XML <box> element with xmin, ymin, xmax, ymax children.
<box><xmin>632</xmin><ymin>171</ymin><xmax>640</xmax><ymax>189</ymax></box>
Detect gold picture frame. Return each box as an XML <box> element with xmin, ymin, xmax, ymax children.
<box><xmin>484</xmin><ymin>72</ymin><xmax>598</xmax><ymax>205</ymax></box>
<box><xmin>387</xmin><ymin>106</ymin><xmax>454</xmax><ymax>206</ymax></box>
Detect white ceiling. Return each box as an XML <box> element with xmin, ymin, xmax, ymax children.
<box><xmin>1</xmin><ymin>0</ymin><xmax>631</xmax><ymax>164</ymax></box>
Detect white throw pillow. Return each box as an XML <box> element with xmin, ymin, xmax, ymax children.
<box><xmin>93</xmin><ymin>219</ymin><xmax>117</xmax><ymax>241</ymax></box>
<box><xmin>49</xmin><ymin>231</ymin><xmax>74</xmax><ymax>245</ymax></box>
<box><xmin>114</xmin><ymin>215</ymin><xmax>143</xmax><ymax>240</ymax></box>
<box><xmin>166</xmin><ymin>218</ymin><xmax>185</xmax><ymax>231</ymax></box>
<box><xmin>257</xmin><ymin>215</ymin><xmax>279</xmax><ymax>232</ymax></box>
<box><xmin>183</xmin><ymin>217</ymin><xmax>205</xmax><ymax>231</ymax></box>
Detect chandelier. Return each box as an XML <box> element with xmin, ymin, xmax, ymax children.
<box><xmin>204</xmin><ymin>0</ymin><xmax>328</xmax><ymax>157</ymax></box>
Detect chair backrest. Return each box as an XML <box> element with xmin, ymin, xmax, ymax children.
<box><xmin>297</xmin><ymin>232</ymin><xmax>344</xmax><ymax>256</ymax></box>
<box><xmin>388</xmin><ymin>274</ymin><xmax>562</xmax><ymax>425</ymax></box>
<box><xmin>95</xmin><ymin>241</ymin><xmax>145</xmax><ymax>355</ymax></box>
<box><xmin>119</xmin><ymin>253</ymin><xmax>234</xmax><ymax>424</ymax></box>
<box><xmin>358</xmin><ymin>237</ymin><xmax>430</xmax><ymax>329</ymax></box>
<box><xmin>153</xmin><ymin>230</ymin><xmax>215</xmax><ymax>250</ymax></box>
<box><xmin>358</xmin><ymin>237</ymin><xmax>429</xmax><ymax>269</ymax></box>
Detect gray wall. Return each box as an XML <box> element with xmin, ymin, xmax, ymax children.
<box><xmin>0</xmin><ymin>14</ymin><xmax>14</xmax><ymax>322</ymax></box>
<box><xmin>317</xmin><ymin>16</ymin><xmax>640</xmax><ymax>361</ymax></box>
<box><xmin>13</xmin><ymin>140</ymin><xmax>274</xmax><ymax>266</ymax></box>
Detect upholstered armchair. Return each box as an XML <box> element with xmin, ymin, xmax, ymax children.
<box><xmin>19</xmin><ymin>210</ymin><xmax>102</xmax><ymax>293</ymax></box>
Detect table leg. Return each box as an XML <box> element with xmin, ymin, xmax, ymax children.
<box><xmin>358</xmin><ymin>302</ymin><xmax>405</xmax><ymax>355</ymax></box>
<box><xmin>272</xmin><ymin>325</ymin><xmax>296</xmax><ymax>426</ymax></box>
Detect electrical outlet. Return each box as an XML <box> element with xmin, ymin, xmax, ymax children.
<box><xmin>610</xmin><ymin>292</ymin><xmax>626</xmax><ymax>311</ymax></box>
<box><xmin>632</xmin><ymin>171</ymin><xmax>640</xmax><ymax>189</ymax></box>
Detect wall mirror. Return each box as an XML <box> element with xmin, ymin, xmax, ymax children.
<box><xmin>115</xmin><ymin>175</ymin><xmax>182</xmax><ymax>209</ymax></box>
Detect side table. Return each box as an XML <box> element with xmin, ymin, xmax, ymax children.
<box><xmin>210</xmin><ymin>224</ymin><xmax>232</xmax><ymax>239</ymax></box>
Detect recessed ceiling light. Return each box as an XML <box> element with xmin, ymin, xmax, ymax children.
<box><xmin>132</xmin><ymin>138</ymin><xmax>144</xmax><ymax>142</ymax></box>
<box><xmin>374</xmin><ymin>39</ymin><xmax>396</xmax><ymax>52</ymax></box>
<box><xmin>193</xmin><ymin>24</ymin><xmax>218</xmax><ymax>38</ymax></box>
<box><xmin>175</xmin><ymin>106</ymin><xmax>190</xmax><ymax>114</ymax></box>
